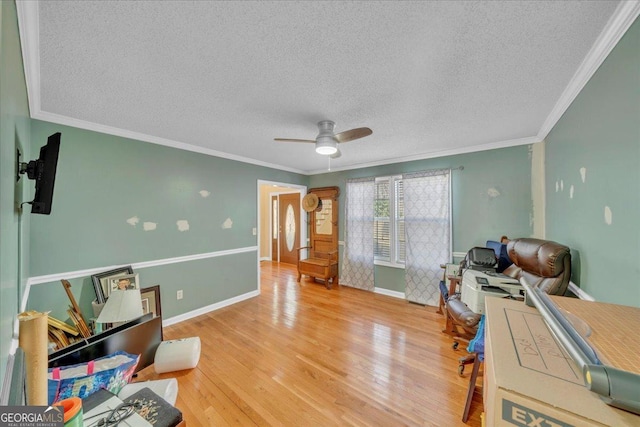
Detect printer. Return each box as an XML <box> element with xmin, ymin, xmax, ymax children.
<box><xmin>460</xmin><ymin>269</ymin><xmax>523</xmax><ymax>314</ymax></box>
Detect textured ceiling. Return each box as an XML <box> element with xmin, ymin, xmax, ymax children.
<box><xmin>18</xmin><ymin>1</ymin><xmax>634</xmax><ymax>174</ymax></box>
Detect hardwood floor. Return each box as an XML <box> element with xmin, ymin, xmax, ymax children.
<box><xmin>137</xmin><ymin>262</ymin><xmax>483</xmax><ymax>426</ymax></box>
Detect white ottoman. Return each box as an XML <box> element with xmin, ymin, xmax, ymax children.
<box><xmin>154</xmin><ymin>337</ymin><xmax>201</xmax><ymax>374</ymax></box>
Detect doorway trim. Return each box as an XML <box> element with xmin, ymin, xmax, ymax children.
<box><xmin>257</xmin><ymin>180</ymin><xmax>307</xmax><ymax>281</ymax></box>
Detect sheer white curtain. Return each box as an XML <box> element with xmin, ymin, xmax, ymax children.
<box><xmin>403</xmin><ymin>169</ymin><xmax>451</xmax><ymax>305</ymax></box>
<box><xmin>341</xmin><ymin>178</ymin><xmax>375</xmax><ymax>291</ymax></box>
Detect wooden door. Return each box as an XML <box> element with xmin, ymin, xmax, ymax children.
<box><xmin>278</xmin><ymin>193</ymin><xmax>300</xmax><ymax>265</ymax></box>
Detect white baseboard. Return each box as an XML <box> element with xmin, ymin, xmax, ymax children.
<box><xmin>162</xmin><ymin>289</ymin><xmax>260</xmax><ymax>327</ymax></box>
<box><xmin>374</xmin><ymin>287</ymin><xmax>405</xmax><ymax>300</ymax></box>
<box><xmin>567</xmin><ymin>281</ymin><xmax>595</xmax><ymax>301</ymax></box>
<box><xmin>0</xmin><ymin>349</ymin><xmax>16</xmax><ymax>405</ymax></box>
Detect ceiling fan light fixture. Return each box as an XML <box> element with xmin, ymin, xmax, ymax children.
<box><xmin>315</xmin><ymin>136</ymin><xmax>338</xmax><ymax>155</ymax></box>
<box><xmin>275</xmin><ymin>119</ymin><xmax>371</xmax><ymax>158</ymax></box>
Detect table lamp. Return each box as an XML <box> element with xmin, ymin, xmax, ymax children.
<box><xmin>96</xmin><ymin>289</ymin><xmax>143</xmax><ymax>329</ymax></box>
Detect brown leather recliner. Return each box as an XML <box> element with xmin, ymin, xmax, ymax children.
<box><xmin>503</xmin><ymin>238</ymin><xmax>572</xmax><ymax>295</ymax></box>
<box><xmin>445</xmin><ymin>238</ymin><xmax>571</xmax><ymax>374</ymax></box>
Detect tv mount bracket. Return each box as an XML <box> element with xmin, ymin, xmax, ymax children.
<box><xmin>16</xmin><ymin>148</ymin><xmax>39</xmax><ymax>182</ymax></box>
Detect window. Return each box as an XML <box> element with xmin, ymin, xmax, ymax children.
<box><xmin>374</xmin><ymin>175</ymin><xmax>404</xmax><ymax>267</ymax></box>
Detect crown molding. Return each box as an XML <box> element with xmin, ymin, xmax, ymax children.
<box><xmin>34</xmin><ymin>108</ymin><xmax>540</xmax><ymax>176</ymax></box>
<box><xmin>538</xmin><ymin>1</ymin><xmax>640</xmax><ymax>140</ymax></box>
<box><xmin>33</xmin><ymin>111</ymin><xmax>307</xmax><ymax>174</ymax></box>
<box><xmin>307</xmin><ymin>136</ymin><xmax>541</xmax><ymax>175</ymax></box>
<box><xmin>16</xmin><ymin>0</ymin><xmax>40</xmax><ymax>117</ymax></box>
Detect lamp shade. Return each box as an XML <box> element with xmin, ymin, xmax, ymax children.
<box><xmin>96</xmin><ymin>289</ymin><xmax>143</xmax><ymax>324</ymax></box>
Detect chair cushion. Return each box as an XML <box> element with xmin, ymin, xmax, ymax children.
<box><xmin>506</xmin><ymin>238</ymin><xmax>571</xmax><ymax>295</ymax></box>
<box><xmin>447</xmin><ymin>298</ymin><xmax>482</xmax><ymax>331</ymax></box>
<box><xmin>507</xmin><ymin>238</ymin><xmax>569</xmax><ymax>277</ymax></box>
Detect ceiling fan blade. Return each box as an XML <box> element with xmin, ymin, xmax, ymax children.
<box><xmin>335</xmin><ymin>127</ymin><xmax>372</xmax><ymax>143</ymax></box>
<box><xmin>274</xmin><ymin>138</ymin><xmax>316</xmax><ymax>143</ymax></box>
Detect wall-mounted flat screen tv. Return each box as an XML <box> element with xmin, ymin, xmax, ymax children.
<box><xmin>20</xmin><ymin>132</ymin><xmax>61</xmax><ymax>215</ymax></box>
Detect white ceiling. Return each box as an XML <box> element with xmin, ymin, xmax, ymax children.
<box><xmin>17</xmin><ymin>1</ymin><xmax>639</xmax><ymax>174</ymax></box>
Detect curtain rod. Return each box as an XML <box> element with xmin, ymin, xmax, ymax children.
<box><xmin>406</xmin><ymin>165</ymin><xmax>464</xmax><ymax>172</ymax></box>
<box><xmin>346</xmin><ymin>166</ymin><xmax>464</xmax><ymax>183</ymax></box>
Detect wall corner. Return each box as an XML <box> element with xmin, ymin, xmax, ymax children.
<box><xmin>531</xmin><ymin>141</ymin><xmax>546</xmax><ymax>238</ymax></box>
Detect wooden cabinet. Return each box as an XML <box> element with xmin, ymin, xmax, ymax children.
<box><xmin>297</xmin><ymin>186</ymin><xmax>339</xmax><ymax>288</ymax></box>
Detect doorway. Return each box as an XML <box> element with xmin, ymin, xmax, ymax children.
<box><xmin>257</xmin><ymin>180</ymin><xmax>307</xmax><ymax>268</ymax></box>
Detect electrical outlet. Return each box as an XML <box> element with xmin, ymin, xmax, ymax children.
<box><xmin>177</xmin><ymin>290</ymin><xmax>183</xmax><ymax>300</ymax></box>
<box><xmin>252</xmin><ymin>227</ymin><xmax>257</xmax><ymax>236</ymax></box>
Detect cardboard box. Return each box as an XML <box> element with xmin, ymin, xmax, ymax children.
<box><xmin>484</xmin><ymin>297</ymin><xmax>640</xmax><ymax>426</ymax></box>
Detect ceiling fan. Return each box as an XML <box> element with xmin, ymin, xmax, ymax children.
<box><xmin>274</xmin><ymin>120</ymin><xmax>372</xmax><ymax>157</ymax></box>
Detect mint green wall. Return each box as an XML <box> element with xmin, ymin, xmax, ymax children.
<box><xmin>546</xmin><ymin>18</ymin><xmax>640</xmax><ymax>307</ymax></box>
<box><xmin>309</xmin><ymin>145</ymin><xmax>533</xmax><ymax>292</ymax></box>
<box><xmin>26</xmin><ymin>120</ymin><xmax>307</xmax><ymax>326</ymax></box>
<box><xmin>29</xmin><ymin>121</ymin><xmax>307</xmax><ymax>276</ymax></box>
<box><xmin>0</xmin><ymin>0</ymin><xmax>31</xmax><ymax>385</ymax></box>
<box><xmin>373</xmin><ymin>266</ymin><xmax>405</xmax><ymax>293</ymax></box>
<box><xmin>27</xmin><ymin>277</ymin><xmax>92</xmax><ymax>324</ymax></box>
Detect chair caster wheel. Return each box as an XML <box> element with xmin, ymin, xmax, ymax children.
<box><xmin>458</xmin><ymin>364</ymin><xmax>465</xmax><ymax>376</ymax></box>
<box><xmin>452</xmin><ymin>341</ymin><xmax>459</xmax><ymax>350</ymax></box>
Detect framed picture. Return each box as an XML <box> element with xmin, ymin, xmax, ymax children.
<box><xmin>106</xmin><ymin>273</ymin><xmax>140</xmax><ymax>297</ymax></box>
<box><xmin>141</xmin><ymin>299</ymin><xmax>150</xmax><ymax>315</ymax></box>
<box><xmin>140</xmin><ymin>285</ymin><xmax>161</xmax><ymax>318</ymax></box>
<box><xmin>91</xmin><ymin>266</ymin><xmax>134</xmax><ymax>303</ymax></box>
